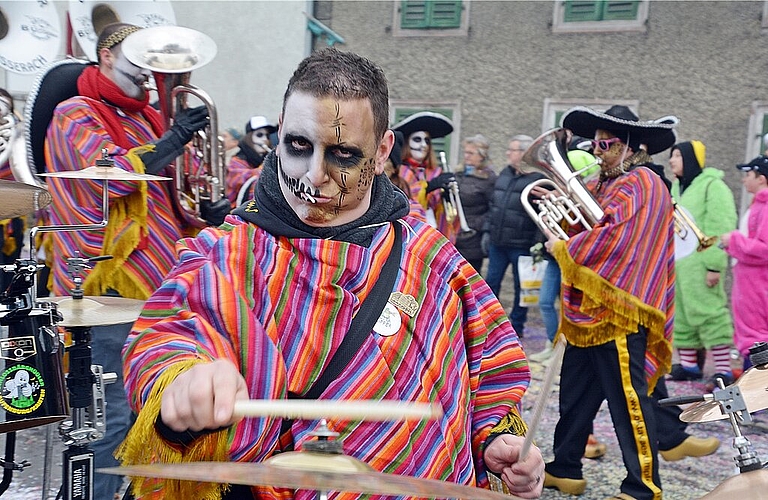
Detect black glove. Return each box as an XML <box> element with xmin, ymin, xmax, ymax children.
<box><xmin>200</xmin><ymin>198</ymin><xmax>232</xmax><ymax>226</ymax></box>
<box><xmin>425</xmin><ymin>173</ymin><xmax>456</xmax><ymax>193</ymax></box>
<box><xmin>481</xmin><ymin>232</ymin><xmax>491</xmax><ymax>257</ymax></box>
<box><xmin>136</xmin><ymin>106</ymin><xmax>210</xmax><ymax>175</ymax></box>
<box><xmin>169</xmin><ymin>106</ymin><xmax>209</xmax><ymax>146</ymax></box>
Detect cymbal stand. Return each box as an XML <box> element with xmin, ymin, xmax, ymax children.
<box><xmin>300</xmin><ymin>420</ymin><xmax>340</xmax><ymax>500</ymax></box>
<box><xmin>0</xmin><ymin>431</ymin><xmax>30</xmax><ymax>496</ymax></box>
<box><xmin>711</xmin><ymin>379</ymin><xmax>762</xmax><ymax>474</ymax></box>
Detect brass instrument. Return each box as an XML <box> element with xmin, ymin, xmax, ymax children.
<box><xmin>121</xmin><ymin>26</ymin><xmax>224</xmax><ymax>226</ymax></box>
<box><xmin>438</xmin><ymin>151</ymin><xmax>475</xmax><ymax>236</ymax></box>
<box><xmin>673</xmin><ymin>203</ymin><xmax>718</xmax><ymax>259</ymax></box>
<box><xmin>1</xmin><ymin>110</ymin><xmax>45</xmax><ymax>188</ymax></box>
<box><xmin>518</xmin><ymin>128</ymin><xmax>604</xmax><ymax>240</ymax></box>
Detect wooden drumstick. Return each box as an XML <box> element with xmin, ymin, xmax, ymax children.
<box><xmin>520</xmin><ymin>334</ymin><xmax>567</xmax><ymax>461</ymax></box>
<box><xmin>233</xmin><ymin>399</ymin><xmax>443</xmax><ymax>422</ymax></box>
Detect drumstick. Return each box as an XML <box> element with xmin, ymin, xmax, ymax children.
<box><xmin>233</xmin><ymin>399</ymin><xmax>443</xmax><ymax>422</ymax></box>
<box><xmin>520</xmin><ymin>334</ymin><xmax>567</xmax><ymax>461</ymax></box>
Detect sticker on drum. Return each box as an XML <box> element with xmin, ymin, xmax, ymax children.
<box><xmin>0</xmin><ymin>335</ymin><xmax>37</xmax><ymax>361</ymax></box>
<box><xmin>0</xmin><ymin>363</ymin><xmax>46</xmax><ymax>415</ymax></box>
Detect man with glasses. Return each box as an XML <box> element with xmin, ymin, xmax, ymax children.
<box><xmin>541</xmin><ymin>105</ymin><xmax>719</xmax><ymax>500</ymax></box>
<box><xmin>482</xmin><ymin>134</ymin><xmax>544</xmax><ymax>337</ymax></box>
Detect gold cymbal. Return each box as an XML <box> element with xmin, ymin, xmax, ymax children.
<box><xmin>46</xmin><ymin>296</ymin><xmax>145</xmax><ymax>328</ymax></box>
<box><xmin>700</xmin><ymin>469</ymin><xmax>768</xmax><ymax>499</ymax></box>
<box><xmin>0</xmin><ymin>179</ymin><xmax>51</xmax><ymax>218</ymax></box>
<box><xmin>99</xmin><ymin>460</ymin><xmax>517</xmax><ymax>499</ymax></box>
<box><xmin>680</xmin><ymin>365</ymin><xmax>768</xmax><ymax>423</ymax></box>
<box><xmin>38</xmin><ymin>166</ymin><xmax>170</xmax><ymax>181</ymax></box>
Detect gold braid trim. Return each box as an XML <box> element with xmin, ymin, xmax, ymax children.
<box><xmin>486</xmin><ymin>410</ymin><xmax>528</xmax><ymax>494</ymax></box>
<box><xmin>116</xmin><ymin>359</ymin><xmax>231</xmax><ymax>500</ymax></box>
<box><xmin>83</xmin><ymin>146</ymin><xmax>153</xmax><ymax>300</ymax></box>
<box><xmin>97</xmin><ymin>25</ymin><xmax>142</xmax><ymax>52</ymax></box>
<box><xmin>552</xmin><ymin>240</ymin><xmax>671</xmax><ymax>392</ymax></box>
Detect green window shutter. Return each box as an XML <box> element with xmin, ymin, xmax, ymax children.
<box><xmin>401</xmin><ymin>1</ymin><xmax>462</xmax><ymax>29</ymax></box>
<box><xmin>762</xmin><ymin>114</ymin><xmax>768</xmax><ymax>137</ymax></box>
<box><xmin>401</xmin><ymin>1</ymin><xmax>429</xmax><ymax>29</ymax></box>
<box><xmin>563</xmin><ymin>1</ymin><xmax>602</xmax><ymax>22</ymax></box>
<box><xmin>394</xmin><ymin>108</ymin><xmax>454</xmax><ymax>162</ymax></box>
<box><xmin>563</xmin><ymin>1</ymin><xmax>639</xmax><ymax>22</ymax></box>
<box><xmin>601</xmin><ymin>1</ymin><xmax>639</xmax><ymax>20</ymax></box>
<box><xmin>431</xmin><ymin>1</ymin><xmax>462</xmax><ymax>28</ymax></box>
<box><xmin>555</xmin><ymin>110</ymin><xmax>567</xmax><ymax>128</ymax></box>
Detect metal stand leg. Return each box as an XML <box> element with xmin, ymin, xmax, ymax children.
<box><xmin>42</xmin><ymin>424</ymin><xmax>54</xmax><ymax>500</ymax></box>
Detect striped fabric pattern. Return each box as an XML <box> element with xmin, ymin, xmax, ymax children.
<box><xmin>124</xmin><ymin>215</ymin><xmax>530</xmax><ymax>497</ymax></box>
<box><xmin>44</xmin><ymin>96</ymin><xmax>184</xmax><ymax>297</ymax></box>
<box><xmin>562</xmin><ymin>166</ymin><xmax>675</xmax><ymax>379</ymax></box>
<box><xmin>399</xmin><ymin>159</ymin><xmax>460</xmax><ymax>243</ymax></box>
<box><xmin>225</xmin><ymin>155</ymin><xmax>261</xmax><ymax>204</ymax></box>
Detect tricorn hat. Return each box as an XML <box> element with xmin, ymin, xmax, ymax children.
<box><xmin>561</xmin><ymin>105</ymin><xmax>679</xmax><ymax>155</ymax></box>
<box><xmin>392</xmin><ymin>111</ymin><xmax>454</xmax><ymax>140</ymax></box>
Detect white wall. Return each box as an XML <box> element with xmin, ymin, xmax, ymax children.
<box><xmin>0</xmin><ymin>0</ymin><xmax>310</xmax><ymax>135</ymax></box>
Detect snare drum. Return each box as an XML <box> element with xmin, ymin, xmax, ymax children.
<box><xmin>0</xmin><ymin>303</ymin><xmax>68</xmax><ymax>433</ymax></box>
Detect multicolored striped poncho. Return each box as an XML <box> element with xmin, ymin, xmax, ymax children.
<box><xmin>225</xmin><ymin>155</ymin><xmax>261</xmax><ymax>205</ymax></box>
<box><xmin>551</xmin><ymin>166</ymin><xmax>675</xmax><ymax>390</ymax></box>
<box><xmin>399</xmin><ymin>158</ymin><xmax>460</xmax><ymax>243</ymax></box>
<box><xmin>44</xmin><ymin>97</ymin><xmax>185</xmax><ymax>299</ymax></box>
<box><xmin>120</xmin><ymin>214</ymin><xmax>530</xmax><ymax>499</ymax></box>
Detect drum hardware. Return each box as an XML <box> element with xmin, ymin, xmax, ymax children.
<box><xmin>100</xmin><ymin>418</ymin><xmax>516</xmax><ymax>499</ymax></box>
<box><xmin>0</xmin><ymin>431</ymin><xmax>31</xmax><ymax>496</ymax></box>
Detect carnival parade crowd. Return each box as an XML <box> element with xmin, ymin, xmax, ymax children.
<box><xmin>1</xmin><ymin>20</ymin><xmax>767</xmax><ymax>500</ymax></box>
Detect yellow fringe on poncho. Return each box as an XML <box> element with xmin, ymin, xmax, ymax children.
<box><xmin>552</xmin><ymin>241</ymin><xmax>672</xmax><ymax>392</ymax></box>
<box><xmin>116</xmin><ymin>359</ymin><xmax>232</xmax><ymax>500</ymax></box>
<box><xmin>83</xmin><ymin>146</ymin><xmax>154</xmax><ymax>300</ymax></box>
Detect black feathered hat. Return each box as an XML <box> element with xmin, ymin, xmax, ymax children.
<box><xmin>392</xmin><ymin>111</ymin><xmax>453</xmax><ymax>140</ymax></box>
<box><xmin>561</xmin><ymin>105</ymin><xmax>679</xmax><ymax>155</ymax></box>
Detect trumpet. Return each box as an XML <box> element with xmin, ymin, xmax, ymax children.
<box><xmin>438</xmin><ymin>151</ymin><xmax>475</xmax><ymax>236</ymax></box>
<box><xmin>673</xmin><ymin>202</ymin><xmax>718</xmax><ymax>259</ymax></box>
<box><xmin>121</xmin><ymin>26</ymin><xmax>225</xmax><ymax>226</ymax></box>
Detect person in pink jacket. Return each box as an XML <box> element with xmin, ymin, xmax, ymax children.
<box><xmin>721</xmin><ymin>155</ymin><xmax>768</xmax><ymax>370</ymax></box>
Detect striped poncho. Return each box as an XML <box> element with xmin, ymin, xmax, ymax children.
<box><xmin>121</xmin><ymin>214</ymin><xmax>530</xmax><ymax>499</ymax></box>
<box><xmin>551</xmin><ymin>166</ymin><xmax>675</xmax><ymax>390</ymax></box>
<box><xmin>44</xmin><ymin>97</ymin><xmax>185</xmax><ymax>299</ymax></box>
<box><xmin>399</xmin><ymin>158</ymin><xmax>460</xmax><ymax>243</ymax></box>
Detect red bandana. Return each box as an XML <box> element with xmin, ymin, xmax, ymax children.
<box><xmin>77</xmin><ymin>65</ymin><xmax>165</xmax><ymax>149</ymax></box>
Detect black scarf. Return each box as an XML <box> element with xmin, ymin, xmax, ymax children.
<box><xmin>672</xmin><ymin>142</ymin><xmax>702</xmax><ymax>194</ymax></box>
<box><xmin>235</xmin><ymin>139</ymin><xmax>266</xmax><ymax>168</ymax></box>
<box><xmin>232</xmin><ymin>152</ymin><xmax>410</xmax><ymax>247</ymax></box>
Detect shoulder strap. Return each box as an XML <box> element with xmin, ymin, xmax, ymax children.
<box><xmin>301</xmin><ymin>224</ymin><xmax>403</xmax><ymax>400</ymax></box>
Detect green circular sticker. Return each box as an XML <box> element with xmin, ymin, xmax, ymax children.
<box><xmin>0</xmin><ymin>364</ymin><xmax>46</xmax><ymax>415</ymax></box>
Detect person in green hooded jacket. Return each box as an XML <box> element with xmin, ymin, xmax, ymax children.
<box><xmin>667</xmin><ymin>140</ymin><xmax>738</xmax><ymax>390</ymax></box>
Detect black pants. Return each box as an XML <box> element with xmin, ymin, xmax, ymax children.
<box><xmin>546</xmin><ymin>328</ymin><xmax>684</xmax><ymax>500</ymax></box>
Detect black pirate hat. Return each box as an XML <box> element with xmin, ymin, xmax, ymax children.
<box><xmin>561</xmin><ymin>105</ymin><xmax>679</xmax><ymax>155</ymax></box>
<box><xmin>392</xmin><ymin>111</ymin><xmax>453</xmax><ymax>139</ymax></box>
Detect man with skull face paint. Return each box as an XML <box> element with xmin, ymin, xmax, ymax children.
<box><xmin>393</xmin><ymin>111</ymin><xmax>461</xmax><ymax>242</ymax></box>
<box><xmin>120</xmin><ymin>48</ymin><xmax>544</xmax><ymax>500</ymax></box>
<box><xmin>43</xmin><ymin>22</ymin><xmax>218</xmax><ymax>499</ymax></box>
<box><xmin>225</xmin><ymin>115</ymin><xmax>277</xmax><ymax>205</ymax></box>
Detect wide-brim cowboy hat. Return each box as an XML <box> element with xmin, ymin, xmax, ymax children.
<box><xmin>392</xmin><ymin>111</ymin><xmax>454</xmax><ymax>139</ymax></box>
<box><xmin>561</xmin><ymin>105</ymin><xmax>679</xmax><ymax>155</ymax></box>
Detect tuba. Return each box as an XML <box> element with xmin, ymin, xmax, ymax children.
<box><xmin>518</xmin><ymin>128</ymin><xmax>604</xmax><ymax>240</ymax></box>
<box><xmin>121</xmin><ymin>26</ymin><xmax>225</xmax><ymax>226</ymax></box>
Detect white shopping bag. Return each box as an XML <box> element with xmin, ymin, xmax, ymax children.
<box><xmin>518</xmin><ymin>255</ymin><xmax>548</xmax><ymax>307</ymax></box>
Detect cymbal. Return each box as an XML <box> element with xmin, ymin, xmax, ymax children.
<box><xmin>99</xmin><ymin>459</ymin><xmax>517</xmax><ymax>499</ymax></box>
<box><xmin>680</xmin><ymin>365</ymin><xmax>768</xmax><ymax>423</ymax></box>
<box><xmin>38</xmin><ymin>166</ymin><xmax>170</xmax><ymax>181</ymax></box>
<box><xmin>0</xmin><ymin>179</ymin><xmax>51</xmax><ymax>218</ymax></box>
<box><xmin>45</xmin><ymin>296</ymin><xmax>145</xmax><ymax>327</ymax></box>
<box><xmin>700</xmin><ymin>469</ymin><xmax>768</xmax><ymax>499</ymax></box>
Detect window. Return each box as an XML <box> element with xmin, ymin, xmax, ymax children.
<box><xmin>391</xmin><ymin>105</ymin><xmax>458</xmax><ymax>164</ymax></box>
<box><xmin>394</xmin><ymin>1</ymin><xmax>468</xmax><ymax>37</ymax></box>
<box><xmin>553</xmin><ymin>0</ymin><xmax>649</xmax><ymax>34</ymax></box>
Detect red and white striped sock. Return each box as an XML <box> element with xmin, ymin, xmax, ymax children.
<box><xmin>711</xmin><ymin>345</ymin><xmax>732</xmax><ymax>375</ymax></box>
<box><xmin>678</xmin><ymin>348</ymin><xmax>699</xmax><ymax>370</ymax></box>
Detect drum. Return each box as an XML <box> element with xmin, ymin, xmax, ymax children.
<box><xmin>0</xmin><ymin>303</ymin><xmax>68</xmax><ymax>433</ymax></box>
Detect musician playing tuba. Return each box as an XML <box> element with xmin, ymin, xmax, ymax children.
<box><xmin>392</xmin><ymin>111</ymin><xmax>460</xmax><ymax>242</ymax></box>
<box><xmin>37</xmin><ymin>23</ymin><xmax>225</xmax><ymax>500</ymax></box>
<box><xmin>541</xmin><ymin>105</ymin><xmax>719</xmax><ymax>499</ymax></box>
<box><xmin>667</xmin><ymin>140</ymin><xmax>737</xmax><ymax>388</ymax></box>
